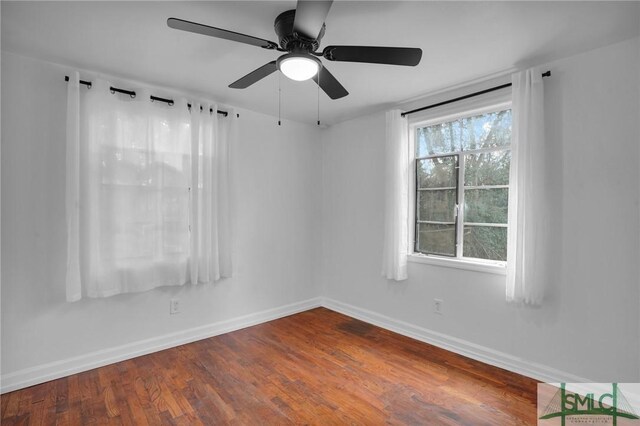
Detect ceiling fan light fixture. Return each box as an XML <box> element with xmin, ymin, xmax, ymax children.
<box><xmin>277</xmin><ymin>53</ymin><xmax>321</xmax><ymax>81</ymax></box>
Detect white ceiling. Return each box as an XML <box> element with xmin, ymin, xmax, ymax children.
<box><xmin>2</xmin><ymin>1</ymin><xmax>639</xmax><ymax>125</ymax></box>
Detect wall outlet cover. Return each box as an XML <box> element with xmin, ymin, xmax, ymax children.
<box><xmin>434</xmin><ymin>298</ymin><xmax>443</xmax><ymax>315</ymax></box>
<box><xmin>170</xmin><ymin>299</ymin><xmax>180</xmax><ymax>315</ymax></box>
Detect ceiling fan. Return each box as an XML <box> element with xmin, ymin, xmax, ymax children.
<box><xmin>167</xmin><ymin>0</ymin><xmax>422</xmax><ymax>100</ymax></box>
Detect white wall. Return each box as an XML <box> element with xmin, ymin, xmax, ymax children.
<box><xmin>1</xmin><ymin>52</ymin><xmax>323</xmax><ymax>385</ymax></box>
<box><xmin>321</xmin><ymin>37</ymin><xmax>640</xmax><ymax>382</ymax></box>
<box><xmin>2</xmin><ymin>35</ymin><xmax>639</xmax><ymax>392</ymax></box>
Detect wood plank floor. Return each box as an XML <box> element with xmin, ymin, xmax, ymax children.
<box><xmin>1</xmin><ymin>307</ymin><xmax>538</xmax><ymax>425</ymax></box>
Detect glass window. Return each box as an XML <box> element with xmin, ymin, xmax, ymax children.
<box><xmin>414</xmin><ymin>108</ymin><xmax>511</xmax><ymax>262</ymax></box>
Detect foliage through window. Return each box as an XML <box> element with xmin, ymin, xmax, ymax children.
<box><xmin>414</xmin><ymin>108</ymin><xmax>511</xmax><ymax>262</ymax></box>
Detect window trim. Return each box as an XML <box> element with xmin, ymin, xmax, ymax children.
<box><xmin>407</xmin><ymin>96</ymin><xmax>512</xmax><ymax>271</ymax></box>
<box><xmin>407</xmin><ymin>252</ymin><xmax>507</xmax><ymax>275</ymax></box>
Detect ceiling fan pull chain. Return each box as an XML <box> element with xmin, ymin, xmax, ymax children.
<box><xmin>278</xmin><ymin>72</ymin><xmax>282</xmax><ymax>126</ymax></box>
<box><xmin>317</xmin><ymin>70</ymin><xmax>321</xmax><ymax>126</ymax></box>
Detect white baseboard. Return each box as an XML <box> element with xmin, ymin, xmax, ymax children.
<box><xmin>0</xmin><ymin>297</ymin><xmax>322</xmax><ymax>394</ymax></box>
<box><xmin>321</xmin><ymin>297</ymin><xmax>592</xmax><ymax>384</ymax></box>
<box><xmin>2</xmin><ymin>295</ymin><xmax>591</xmax><ymax>394</ymax></box>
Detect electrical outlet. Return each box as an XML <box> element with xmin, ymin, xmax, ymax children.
<box><xmin>434</xmin><ymin>298</ymin><xmax>443</xmax><ymax>315</ymax></box>
<box><xmin>170</xmin><ymin>299</ymin><xmax>180</xmax><ymax>315</ymax></box>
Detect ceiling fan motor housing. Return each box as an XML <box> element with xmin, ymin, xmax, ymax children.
<box><xmin>274</xmin><ymin>10</ymin><xmax>325</xmax><ymax>52</ymax></box>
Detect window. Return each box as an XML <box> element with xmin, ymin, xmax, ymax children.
<box><xmin>83</xmin><ymin>90</ymin><xmax>194</xmax><ymax>296</ymax></box>
<box><xmin>411</xmin><ymin>104</ymin><xmax>512</xmax><ymax>265</ymax></box>
<box><xmin>99</xmin><ymin>107</ymin><xmax>192</xmax><ymax>267</ymax></box>
<box><xmin>66</xmin><ymin>75</ymin><xmax>232</xmax><ymax>301</ymax></box>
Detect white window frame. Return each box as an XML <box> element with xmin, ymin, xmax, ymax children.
<box><xmin>407</xmin><ymin>90</ymin><xmax>512</xmax><ymax>275</ymax></box>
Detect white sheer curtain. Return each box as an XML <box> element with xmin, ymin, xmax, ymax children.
<box><xmin>189</xmin><ymin>102</ymin><xmax>233</xmax><ymax>284</ymax></box>
<box><xmin>66</xmin><ymin>73</ymin><xmax>233</xmax><ymax>301</ymax></box>
<box><xmin>506</xmin><ymin>67</ymin><xmax>548</xmax><ymax>305</ymax></box>
<box><xmin>66</xmin><ymin>72</ymin><xmax>82</xmax><ymax>301</ymax></box>
<box><xmin>382</xmin><ymin>109</ymin><xmax>409</xmax><ymax>281</ymax></box>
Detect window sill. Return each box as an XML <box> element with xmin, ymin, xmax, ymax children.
<box><xmin>407</xmin><ymin>253</ymin><xmax>507</xmax><ymax>275</ymax></box>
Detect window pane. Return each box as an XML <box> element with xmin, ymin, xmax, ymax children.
<box><xmin>100</xmin><ymin>186</ymin><xmax>156</xmax><ymax>260</ymax></box>
<box><xmin>163</xmin><ymin>221</ymin><xmax>189</xmax><ymax>255</ymax></box>
<box><xmin>464</xmin><ymin>150</ymin><xmax>511</xmax><ymax>186</ymax></box>
<box><xmin>416</xmin><ymin>109</ymin><xmax>511</xmax><ymax>156</ymax></box>
<box><xmin>460</xmin><ymin>109</ymin><xmax>512</xmax><ymax>151</ymax></box>
<box><xmin>418</xmin><ymin>190</ymin><xmax>456</xmax><ymax>222</ymax></box>
<box><xmin>464</xmin><ymin>188</ymin><xmax>508</xmax><ymax>224</ymax></box>
<box><xmin>463</xmin><ymin>226</ymin><xmax>507</xmax><ymax>261</ymax></box>
<box><xmin>417</xmin><ymin>156</ymin><xmax>457</xmax><ymax>188</ymax></box>
<box><xmin>417</xmin><ymin>223</ymin><xmax>456</xmax><ymax>256</ymax></box>
<box><xmin>162</xmin><ymin>190</ymin><xmax>189</xmax><ymax>220</ymax></box>
<box><xmin>417</xmin><ymin>122</ymin><xmax>462</xmax><ymax>156</ymax></box>
<box><xmin>160</xmin><ymin>152</ymin><xmax>190</xmax><ymax>188</ymax></box>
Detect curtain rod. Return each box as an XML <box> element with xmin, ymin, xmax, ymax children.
<box><xmin>400</xmin><ymin>70</ymin><xmax>551</xmax><ymax>117</ymax></box>
<box><xmin>64</xmin><ymin>76</ymin><xmax>236</xmax><ymax>117</ymax></box>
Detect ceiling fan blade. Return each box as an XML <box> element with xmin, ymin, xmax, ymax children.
<box><xmin>229</xmin><ymin>61</ymin><xmax>278</xmax><ymax>89</ymax></box>
<box><xmin>312</xmin><ymin>66</ymin><xmax>348</xmax><ymax>100</ymax></box>
<box><xmin>323</xmin><ymin>46</ymin><xmax>423</xmax><ymax>66</ymax></box>
<box><xmin>293</xmin><ymin>0</ymin><xmax>333</xmax><ymax>40</ymax></box>
<box><xmin>168</xmin><ymin>18</ymin><xmax>278</xmax><ymax>50</ymax></box>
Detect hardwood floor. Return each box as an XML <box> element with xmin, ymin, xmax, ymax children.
<box><xmin>1</xmin><ymin>307</ymin><xmax>538</xmax><ymax>425</ymax></box>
